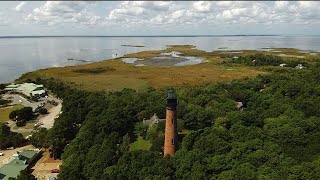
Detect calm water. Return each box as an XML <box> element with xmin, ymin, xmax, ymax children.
<box><xmin>1</xmin><ymin>35</ymin><xmax>320</xmax><ymax>83</ymax></box>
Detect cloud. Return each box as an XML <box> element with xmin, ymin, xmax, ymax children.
<box><xmin>25</xmin><ymin>1</ymin><xmax>100</xmax><ymax>26</ymax></box>
<box><xmin>7</xmin><ymin>1</ymin><xmax>320</xmax><ymax>33</ymax></box>
<box><xmin>106</xmin><ymin>1</ymin><xmax>174</xmax><ymax>24</ymax></box>
<box><xmin>15</xmin><ymin>2</ymin><xmax>27</xmax><ymax>12</ymax></box>
<box><xmin>0</xmin><ymin>19</ymin><xmax>8</xmax><ymax>26</ymax></box>
<box><xmin>131</xmin><ymin>1</ymin><xmax>172</xmax><ymax>11</ymax></box>
<box><xmin>275</xmin><ymin>1</ymin><xmax>289</xmax><ymax>10</ymax></box>
<box><xmin>192</xmin><ymin>1</ymin><xmax>212</xmax><ymax>13</ymax></box>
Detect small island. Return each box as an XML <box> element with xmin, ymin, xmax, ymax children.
<box><xmin>121</xmin><ymin>44</ymin><xmax>145</xmax><ymax>47</ymax></box>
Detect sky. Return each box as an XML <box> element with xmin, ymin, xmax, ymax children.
<box><xmin>1</xmin><ymin>1</ymin><xmax>320</xmax><ymax>36</ymax></box>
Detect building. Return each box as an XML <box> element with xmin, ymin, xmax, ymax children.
<box><xmin>164</xmin><ymin>88</ymin><xmax>178</xmax><ymax>156</ymax></box>
<box><xmin>296</xmin><ymin>64</ymin><xmax>305</xmax><ymax>69</ymax></box>
<box><xmin>279</xmin><ymin>63</ymin><xmax>287</xmax><ymax>67</ymax></box>
<box><xmin>143</xmin><ymin>114</ymin><xmax>165</xmax><ymax>126</ymax></box>
<box><xmin>5</xmin><ymin>83</ymin><xmax>46</xmax><ymax>98</ymax></box>
<box><xmin>0</xmin><ymin>149</ymin><xmax>41</xmax><ymax>180</ymax></box>
<box><xmin>236</xmin><ymin>102</ymin><xmax>244</xmax><ymax>111</ymax></box>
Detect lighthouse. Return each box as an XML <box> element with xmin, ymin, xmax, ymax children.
<box><xmin>164</xmin><ymin>88</ymin><xmax>178</xmax><ymax>156</ymax></box>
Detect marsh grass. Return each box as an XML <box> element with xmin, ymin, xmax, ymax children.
<box><xmin>72</xmin><ymin>67</ymin><xmax>114</xmax><ymax>74</ymax></box>
<box><xmin>20</xmin><ymin>45</ymin><xmax>314</xmax><ymax>92</ymax></box>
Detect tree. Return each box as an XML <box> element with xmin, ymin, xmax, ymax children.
<box><xmin>31</xmin><ymin>128</ymin><xmax>49</xmax><ymax>148</ymax></box>
<box><xmin>134</xmin><ymin>122</ymin><xmax>148</xmax><ymax>139</ymax></box>
<box><xmin>0</xmin><ymin>84</ymin><xmax>5</xmax><ymax>90</ymax></box>
<box><xmin>0</xmin><ymin>123</ymin><xmax>25</xmax><ymax>149</ymax></box>
<box><xmin>16</xmin><ymin>120</ymin><xmax>26</xmax><ymax>127</ymax></box>
<box><xmin>8</xmin><ymin>169</ymin><xmax>36</xmax><ymax>180</ymax></box>
<box><xmin>38</xmin><ymin>108</ymin><xmax>48</xmax><ymax>115</ymax></box>
<box><xmin>9</xmin><ymin>107</ymin><xmax>33</xmax><ymax>121</ymax></box>
<box><xmin>119</xmin><ymin>133</ymin><xmax>130</xmax><ymax>153</ymax></box>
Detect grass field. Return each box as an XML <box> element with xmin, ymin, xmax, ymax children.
<box><xmin>129</xmin><ymin>137</ymin><xmax>152</xmax><ymax>151</ymax></box>
<box><xmin>17</xmin><ymin>45</ymin><xmax>269</xmax><ymax>92</ymax></box>
<box><xmin>0</xmin><ymin>104</ymin><xmax>24</xmax><ymax>123</ymax></box>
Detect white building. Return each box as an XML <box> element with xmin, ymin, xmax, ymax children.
<box><xmin>296</xmin><ymin>64</ymin><xmax>305</xmax><ymax>69</ymax></box>
<box><xmin>5</xmin><ymin>83</ymin><xmax>46</xmax><ymax>98</ymax></box>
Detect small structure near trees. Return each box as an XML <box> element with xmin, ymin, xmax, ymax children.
<box><xmin>296</xmin><ymin>64</ymin><xmax>305</xmax><ymax>69</ymax></box>
<box><xmin>236</xmin><ymin>102</ymin><xmax>244</xmax><ymax>111</ymax></box>
<box><xmin>143</xmin><ymin>114</ymin><xmax>165</xmax><ymax>126</ymax></box>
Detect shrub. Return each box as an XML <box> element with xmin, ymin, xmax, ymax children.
<box><xmin>38</xmin><ymin>108</ymin><xmax>48</xmax><ymax>115</ymax></box>
<box><xmin>16</xmin><ymin>120</ymin><xmax>26</xmax><ymax>127</ymax></box>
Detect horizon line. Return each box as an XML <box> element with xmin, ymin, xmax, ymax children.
<box><xmin>0</xmin><ymin>34</ymin><xmax>284</xmax><ymax>38</ymax></box>
<box><xmin>1</xmin><ymin>34</ymin><xmax>319</xmax><ymax>38</ymax></box>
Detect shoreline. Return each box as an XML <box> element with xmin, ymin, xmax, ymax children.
<box><xmin>2</xmin><ymin>45</ymin><xmax>318</xmax><ymax>89</ymax></box>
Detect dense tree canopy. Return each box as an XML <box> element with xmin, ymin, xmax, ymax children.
<box><xmin>28</xmin><ymin>58</ymin><xmax>320</xmax><ymax>179</ymax></box>
<box><xmin>0</xmin><ymin>123</ymin><xmax>25</xmax><ymax>149</ymax></box>
<box><xmin>9</xmin><ymin>107</ymin><xmax>33</xmax><ymax>121</ymax></box>
<box><xmin>229</xmin><ymin>53</ymin><xmax>308</xmax><ymax>68</ymax></box>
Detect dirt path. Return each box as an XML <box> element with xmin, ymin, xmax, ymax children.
<box><xmin>38</xmin><ymin>103</ymin><xmax>62</xmax><ymax>129</ymax></box>
<box><xmin>31</xmin><ymin>150</ymin><xmax>62</xmax><ymax>180</ymax></box>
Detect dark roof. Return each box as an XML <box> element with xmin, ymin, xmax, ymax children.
<box><xmin>167</xmin><ymin>88</ymin><xmax>177</xmax><ymax>100</ymax></box>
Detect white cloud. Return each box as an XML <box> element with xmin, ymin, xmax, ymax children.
<box><xmin>15</xmin><ymin>2</ymin><xmax>27</xmax><ymax>12</ymax></box>
<box><xmin>275</xmin><ymin>1</ymin><xmax>289</xmax><ymax>10</ymax></box>
<box><xmin>25</xmin><ymin>1</ymin><xmax>99</xmax><ymax>26</ymax></box>
<box><xmin>192</xmin><ymin>1</ymin><xmax>212</xmax><ymax>13</ymax></box>
<box><xmin>3</xmin><ymin>1</ymin><xmax>320</xmax><ymax>35</ymax></box>
<box><xmin>215</xmin><ymin>1</ymin><xmax>233</xmax><ymax>8</ymax></box>
<box><xmin>131</xmin><ymin>1</ymin><xmax>172</xmax><ymax>11</ymax></box>
<box><xmin>107</xmin><ymin>1</ymin><xmax>172</xmax><ymax>21</ymax></box>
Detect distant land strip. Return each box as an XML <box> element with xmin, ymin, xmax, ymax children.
<box><xmin>0</xmin><ymin>35</ymin><xmax>283</xmax><ymax>38</ymax></box>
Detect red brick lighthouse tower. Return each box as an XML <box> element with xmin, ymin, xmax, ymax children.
<box><xmin>164</xmin><ymin>88</ymin><xmax>178</xmax><ymax>156</ymax></box>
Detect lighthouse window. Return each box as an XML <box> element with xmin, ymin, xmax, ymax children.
<box><xmin>172</xmin><ymin>118</ymin><xmax>174</xmax><ymax>124</ymax></box>
<box><xmin>172</xmin><ymin>139</ymin><xmax>175</xmax><ymax>145</ymax></box>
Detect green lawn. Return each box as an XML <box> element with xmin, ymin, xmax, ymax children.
<box><xmin>129</xmin><ymin>137</ymin><xmax>152</xmax><ymax>151</ymax></box>
<box><xmin>21</xmin><ymin>132</ymin><xmax>32</xmax><ymax>138</ymax></box>
<box><xmin>0</xmin><ymin>104</ymin><xmax>24</xmax><ymax>123</ymax></box>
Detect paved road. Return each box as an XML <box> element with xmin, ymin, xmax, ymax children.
<box><xmin>2</xmin><ymin>94</ymin><xmax>42</xmax><ymax>111</ymax></box>
<box><xmin>3</xmin><ymin>94</ymin><xmax>62</xmax><ymax>131</ymax></box>
<box><xmin>38</xmin><ymin>103</ymin><xmax>62</xmax><ymax>129</ymax></box>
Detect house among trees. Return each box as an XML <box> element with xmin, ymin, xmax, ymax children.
<box><xmin>280</xmin><ymin>63</ymin><xmax>287</xmax><ymax>67</ymax></box>
<box><xmin>143</xmin><ymin>114</ymin><xmax>165</xmax><ymax>126</ymax></box>
<box><xmin>0</xmin><ymin>149</ymin><xmax>41</xmax><ymax>180</ymax></box>
<box><xmin>236</xmin><ymin>102</ymin><xmax>244</xmax><ymax>111</ymax></box>
<box><xmin>4</xmin><ymin>83</ymin><xmax>47</xmax><ymax>98</ymax></box>
<box><xmin>296</xmin><ymin>64</ymin><xmax>305</xmax><ymax>69</ymax></box>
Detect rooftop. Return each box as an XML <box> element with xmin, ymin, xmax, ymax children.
<box><xmin>5</xmin><ymin>83</ymin><xmax>45</xmax><ymax>97</ymax></box>
<box><xmin>167</xmin><ymin>88</ymin><xmax>177</xmax><ymax>100</ymax></box>
<box><xmin>0</xmin><ymin>149</ymin><xmax>40</xmax><ymax>180</ymax></box>
<box><xmin>143</xmin><ymin>114</ymin><xmax>165</xmax><ymax>126</ymax></box>
<box><xmin>18</xmin><ymin>150</ymin><xmax>38</xmax><ymax>160</ymax></box>
<box><xmin>0</xmin><ymin>159</ymin><xmax>28</xmax><ymax>180</ymax></box>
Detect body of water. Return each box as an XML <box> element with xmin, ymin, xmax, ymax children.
<box><xmin>1</xmin><ymin>35</ymin><xmax>320</xmax><ymax>83</ymax></box>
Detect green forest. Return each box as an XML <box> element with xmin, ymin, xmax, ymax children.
<box><xmin>27</xmin><ymin>58</ymin><xmax>320</xmax><ymax>179</ymax></box>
